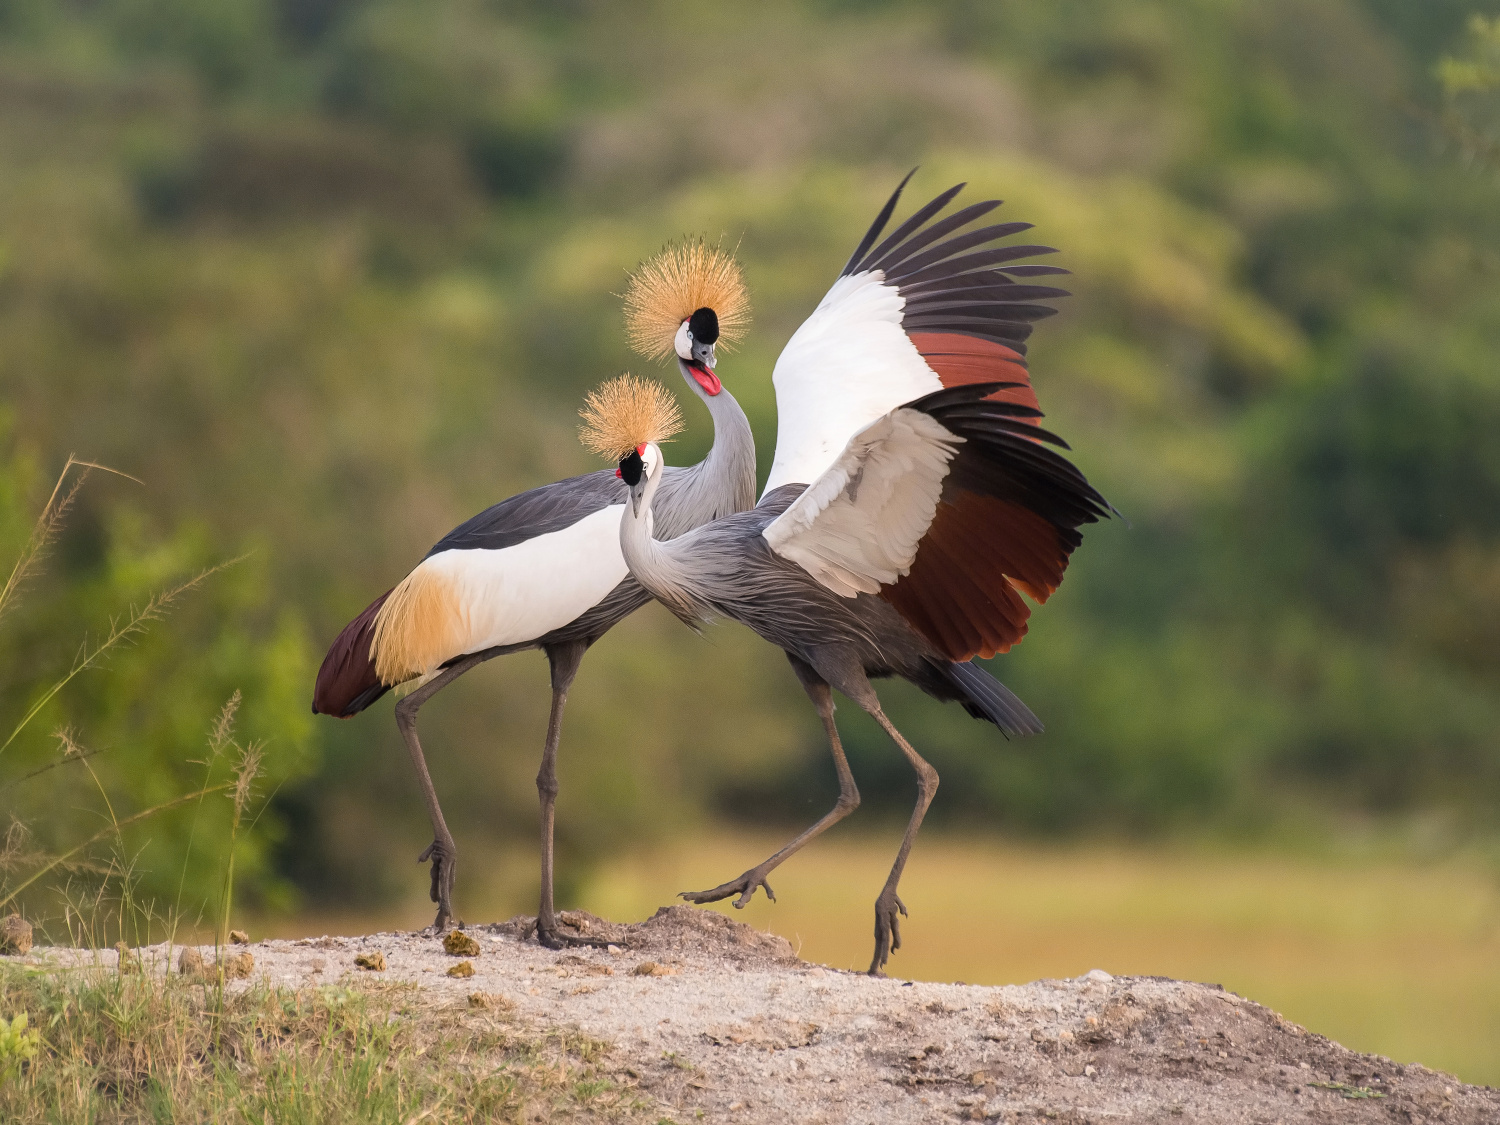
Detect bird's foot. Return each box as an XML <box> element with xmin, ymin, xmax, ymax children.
<box><xmin>678</xmin><ymin>866</ymin><xmax>777</xmax><ymax>909</ymax></box>
<box><xmin>867</xmin><ymin>889</ymin><xmax>908</xmax><ymax>976</ymax></box>
<box><xmin>535</xmin><ymin>919</ymin><xmax>612</xmax><ymax>950</ymax></box>
<box><xmin>416</xmin><ymin>837</ymin><xmax>457</xmax><ymax>933</ymax></box>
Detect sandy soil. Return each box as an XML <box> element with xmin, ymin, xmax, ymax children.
<box><xmin>19</xmin><ymin>905</ymin><xmax>1498</xmax><ymax>1124</ymax></box>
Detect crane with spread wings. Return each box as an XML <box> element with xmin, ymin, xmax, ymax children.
<box><xmin>588</xmin><ymin>175</ymin><xmax>1111</xmax><ymax>973</ymax></box>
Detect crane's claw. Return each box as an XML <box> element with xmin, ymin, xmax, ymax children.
<box><xmin>417</xmin><ymin>838</ymin><xmax>457</xmax><ymax>932</ymax></box>
<box><xmin>868</xmin><ymin>890</ymin><xmax>908</xmax><ymax>976</ymax></box>
<box><xmin>678</xmin><ymin>867</ymin><xmax>776</xmax><ymax>909</ymax></box>
<box><xmin>535</xmin><ymin>919</ymin><xmax>612</xmax><ymax>950</ymax></box>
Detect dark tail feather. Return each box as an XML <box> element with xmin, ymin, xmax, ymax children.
<box><xmin>312</xmin><ymin>589</ymin><xmax>393</xmax><ymax>718</ymax></box>
<box><xmin>945</xmin><ymin>659</ymin><xmax>1043</xmax><ymax>738</ymax></box>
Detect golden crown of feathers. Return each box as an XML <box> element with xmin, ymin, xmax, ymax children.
<box><xmin>579</xmin><ymin>374</ymin><xmax>684</xmax><ymax>460</ymax></box>
<box><xmin>623</xmin><ymin>239</ymin><xmax>751</xmax><ymax>362</ymax></box>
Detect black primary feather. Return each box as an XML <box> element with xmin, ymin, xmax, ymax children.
<box><xmin>840</xmin><ymin>167</ymin><xmax>919</xmax><ymax>277</ymax></box>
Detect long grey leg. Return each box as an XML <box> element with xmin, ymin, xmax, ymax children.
<box><xmin>536</xmin><ymin>640</ymin><xmax>606</xmax><ymax>949</ymax></box>
<box><xmin>394</xmin><ymin>652</ymin><xmax>490</xmax><ymax>932</ymax></box>
<box><xmin>859</xmin><ymin>702</ymin><xmax>938</xmax><ymax>976</ymax></box>
<box><xmin>680</xmin><ymin>653</ymin><xmax>860</xmax><ymax>909</ymax></box>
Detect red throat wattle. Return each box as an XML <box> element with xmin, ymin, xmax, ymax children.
<box><xmin>689</xmin><ymin>362</ymin><xmax>722</xmax><ymax>396</ymax></box>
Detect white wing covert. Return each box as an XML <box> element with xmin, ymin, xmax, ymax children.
<box><xmin>761</xmin><ymin>174</ymin><xmax>1067</xmax><ymax>497</ymax></box>
<box><xmin>763</xmin><ymin>407</ymin><xmax>962</xmax><ymax>597</ymax></box>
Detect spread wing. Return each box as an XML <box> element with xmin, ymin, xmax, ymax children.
<box><xmin>763</xmin><ymin>172</ymin><xmax>1069</xmax><ymax>495</ymax></box>
<box><xmin>763</xmin><ymin>383</ymin><xmax>1114</xmax><ymax>661</ymax></box>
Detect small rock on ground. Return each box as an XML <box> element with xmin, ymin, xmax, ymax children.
<box><xmin>0</xmin><ymin>914</ymin><xmax>32</xmax><ymax>955</ymax></box>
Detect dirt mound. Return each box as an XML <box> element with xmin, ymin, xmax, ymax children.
<box><xmin>483</xmin><ymin>904</ymin><xmax>797</xmax><ymax>966</ymax></box>
<box><xmin>14</xmin><ymin>906</ymin><xmax>1498</xmax><ymax>1123</ymax></box>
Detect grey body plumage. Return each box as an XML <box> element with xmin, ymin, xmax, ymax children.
<box><xmin>622</xmin><ymin>481</ymin><xmax>1038</xmax><ymax>735</ymax></box>
<box><xmin>616</xmin><ymin>383</ymin><xmax>1109</xmax><ymax>973</ymax></box>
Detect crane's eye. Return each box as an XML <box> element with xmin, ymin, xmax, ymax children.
<box><xmin>618</xmin><ymin>449</ymin><xmax>645</xmax><ymax>486</ymax></box>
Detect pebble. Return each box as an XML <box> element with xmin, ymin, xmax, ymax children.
<box><xmin>443</xmin><ymin>930</ymin><xmax>481</xmax><ymax>957</ymax></box>
<box><xmin>0</xmin><ymin>914</ymin><xmax>34</xmax><ymax>955</ymax></box>
<box><xmin>224</xmin><ymin>951</ymin><xmax>254</xmax><ymax>980</ymax></box>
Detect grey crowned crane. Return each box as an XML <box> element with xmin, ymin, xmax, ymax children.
<box><xmin>311</xmin><ymin>243</ymin><xmax>755</xmax><ymax>945</ymax></box>
<box><xmin>585</xmin><ymin>176</ymin><xmax>1112</xmax><ymax>974</ymax></box>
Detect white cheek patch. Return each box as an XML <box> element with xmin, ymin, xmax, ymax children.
<box><xmin>674</xmin><ymin>320</ymin><xmax>692</xmax><ymax>359</ymax></box>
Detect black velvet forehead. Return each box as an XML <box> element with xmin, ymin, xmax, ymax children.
<box><xmin>688</xmin><ymin>307</ymin><xmax>719</xmax><ymax>345</ymax></box>
<box><xmin>618</xmin><ymin>449</ymin><xmax>645</xmax><ymax>487</ymax></box>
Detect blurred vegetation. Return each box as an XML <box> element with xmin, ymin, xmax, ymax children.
<box><xmin>0</xmin><ymin>456</ymin><xmax>288</xmax><ymax>936</ymax></box>
<box><xmin>0</xmin><ymin>0</ymin><xmax>1498</xmax><ymax>920</ymax></box>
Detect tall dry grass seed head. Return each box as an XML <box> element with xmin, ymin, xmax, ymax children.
<box><xmin>579</xmin><ymin>375</ymin><xmax>684</xmax><ymax>460</ymax></box>
<box><xmin>623</xmin><ymin>239</ymin><xmax>750</xmax><ymax>362</ymax></box>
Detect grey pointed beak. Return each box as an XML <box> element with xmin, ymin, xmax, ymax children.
<box><xmin>691</xmin><ymin>339</ymin><xmax>716</xmax><ymax>369</ymax></box>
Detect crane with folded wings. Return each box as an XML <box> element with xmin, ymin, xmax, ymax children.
<box><xmin>312</xmin><ymin>243</ymin><xmax>756</xmax><ymax>945</ymax></box>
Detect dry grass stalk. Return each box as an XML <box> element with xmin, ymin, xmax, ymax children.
<box><xmin>622</xmin><ymin>239</ymin><xmax>750</xmax><ymax>361</ymax></box>
<box><xmin>578</xmin><ymin>374</ymin><xmax>684</xmax><ymax>460</ymax></box>
<box><xmin>0</xmin><ymin>561</ymin><xmax>235</xmax><ymax>761</ymax></box>
<box><xmin>0</xmin><ymin>785</ymin><xmax>233</xmax><ymax>912</ymax></box>
<box><xmin>232</xmin><ymin>744</ymin><xmax>263</xmax><ymax>820</ymax></box>
<box><xmin>0</xmin><ymin>821</ymin><xmax>35</xmax><ymax>876</ymax></box>
<box><xmin>0</xmin><ymin>731</ymin><xmax>107</xmax><ymax>799</ymax></box>
<box><xmin>0</xmin><ymin>456</ymin><xmax>139</xmax><ymax>627</ymax></box>
<box><xmin>208</xmin><ymin>692</ymin><xmax>241</xmax><ymax>759</ymax></box>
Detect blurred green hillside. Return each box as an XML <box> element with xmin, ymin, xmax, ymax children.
<box><xmin>2</xmin><ymin>0</ymin><xmax>1500</xmax><ymax>916</ymax></box>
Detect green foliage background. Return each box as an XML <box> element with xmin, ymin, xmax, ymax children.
<box><xmin>2</xmin><ymin>0</ymin><xmax>1499</xmax><ymax>916</ymax></box>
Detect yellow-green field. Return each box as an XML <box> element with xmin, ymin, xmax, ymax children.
<box><xmin>278</xmin><ymin>833</ymin><xmax>1500</xmax><ymax>1087</ymax></box>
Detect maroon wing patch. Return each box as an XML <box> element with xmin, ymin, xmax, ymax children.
<box><xmin>871</xmin><ymin>385</ymin><xmax>1112</xmax><ymax>664</ymax></box>
<box><xmin>909</xmin><ymin>332</ymin><xmax>1039</xmax><ymax>418</ymax></box>
<box><xmin>312</xmin><ymin>588</ymin><xmax>392</xmax><ymax>718</ymax></box>
<box><xmin>881</xmin><ymin>493</ymin><xmax>1075</xmax><ymax>660</ymax></box>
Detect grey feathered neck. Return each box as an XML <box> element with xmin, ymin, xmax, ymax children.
<box><xmin>648</xmin><ymin>359</ymin><xmax>756</xmax><ymax>540</ymax></box>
